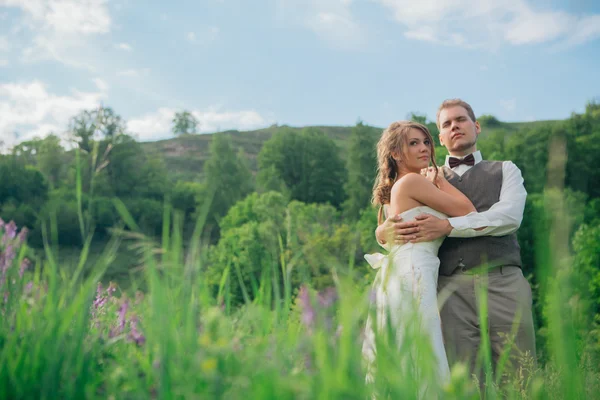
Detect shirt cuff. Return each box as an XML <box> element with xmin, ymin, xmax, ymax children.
<box><xmin>447</xmin><ymin>216</ymin><xmax>470</xmax><ymax>231</ymax></box>
<box><xmin>447</xmin><ymin>216</ymin><xmax>504</xmax><ymax>238</ymax></box>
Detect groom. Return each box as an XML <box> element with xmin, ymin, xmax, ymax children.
<box><xmin>375</xmin><ymin>99</ymin><xmax>536</xmax><ymax>382</ymax></box>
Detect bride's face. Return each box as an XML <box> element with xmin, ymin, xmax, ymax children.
<box><xmin>400</xmin><ymin>128</ymin><xmax>432</xmax><ymax>173</ymax></box>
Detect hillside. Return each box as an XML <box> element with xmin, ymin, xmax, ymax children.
<box><xmin>140</xmin><ymin>119</ymin><xmax>561</xmax><ymax>182</ymax></box>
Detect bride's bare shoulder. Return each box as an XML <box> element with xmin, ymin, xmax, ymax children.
<box><xmin>391</xmin><ymin>173</ymin><xmax>428</xmax><ymax>192</ymax></box>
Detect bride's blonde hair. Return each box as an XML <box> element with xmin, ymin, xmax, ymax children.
<box><xmin>371</xmin><ymin>121</ymin><xmax>438</xmax><ymax>224</ymax></box>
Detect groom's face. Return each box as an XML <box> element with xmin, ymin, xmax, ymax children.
<box><xmin>438</xmin><ymin>106</ymin><xmax>481</xmax><ymax>156</ymax></box>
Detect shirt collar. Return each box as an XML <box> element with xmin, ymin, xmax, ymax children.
<box><xmin>444</xmin><ymin>150</ymin><xmax>482</xmax><ymax>168</ymax></box>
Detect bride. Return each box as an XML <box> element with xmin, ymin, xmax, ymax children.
<box><xmin>361</xmin><ymin>121</ymin><xmax>476</xmax><ymax>392</ymax></box>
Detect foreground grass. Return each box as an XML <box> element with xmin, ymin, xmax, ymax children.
<box><xmin>1</xmin><ymin>142</ymin><xmax>599</xmax><ymax>399</ymax></box>
<box><xmin>1</xmin><ymin>203</ymin><xmax>599</xmax><ymax>400</ymax></box>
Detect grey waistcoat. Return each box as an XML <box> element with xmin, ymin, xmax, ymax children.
<box><xmin>438</xmin><ymin>160</ymin><xmax>523</xmax><ymax>276</ymax></box>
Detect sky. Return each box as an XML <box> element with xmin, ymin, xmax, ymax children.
<box><xmin>1</xmin><ymin>0</ymin><xmax>599</xmax><ymax>149</ymax></box>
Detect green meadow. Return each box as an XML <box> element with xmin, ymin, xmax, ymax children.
<box><xmin>1</xmin><ymin>102</ymin><xmax>599</xmax><ymax>399</ymax></box>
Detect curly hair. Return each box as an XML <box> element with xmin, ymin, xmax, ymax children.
<box><xmin>371</xmin><ymin>121</ymin><xmax>438</xmax><ymax>224</ymax></box>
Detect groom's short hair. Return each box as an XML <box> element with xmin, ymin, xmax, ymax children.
<box><xmin>436</xmin><ymin>99</ymin><xmax>477</xmax><ymax>129</ymax></box>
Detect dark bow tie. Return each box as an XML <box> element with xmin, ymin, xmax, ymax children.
<box><xmin>448</xmin><ymin>154</ymin><xmax>475</xmax><ymax>169</ymax></box>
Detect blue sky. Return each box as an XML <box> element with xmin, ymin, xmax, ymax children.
<box><xmin>1</xmin><ymin>0</ymin><xmax>599</xmax><ymax>148</ymax></box>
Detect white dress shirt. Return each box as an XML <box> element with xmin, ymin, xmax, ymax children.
<box><xmin>444</xmin><ymin>150</ymin><xmax>527</xmax><ymax>238</ymax></box>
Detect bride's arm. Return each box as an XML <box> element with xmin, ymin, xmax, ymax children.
<box><xmin>391</xmin><ymin>172</ymin><xmax>476</xmax><ymax>217</ymax></box>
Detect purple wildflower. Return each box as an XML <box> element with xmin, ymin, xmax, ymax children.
<box><xmin>317</xmin><ymin>287</ymin><xmax>338</xmax><ymax>309</ymax></box>
<box><xmin>0</xmin><ymin>245</ymin><xmax>15</xmax><ymax>276</ymax></box>
<box><xmin>298</xmin><ymin>286</ymin><xmax>315</xmax><ymax>331</ymax></box>
<box><xmin>93</xmin><ymin>283</ymin><xmax>107</xmax><ymax>309</ymax></box>
<box><xmin>91</xmin><ymin>282</ymin><xmax>108</xmax><ymax>325</ymax></box>
<box><xmin>24</xmin><ymin>281</ymin><xmax>33</xmax><ymax>294</ymax></box>
<box><xmin>16</xmin><ymin>227</ymin><xmax>28</xmax><ymax>245</ymax></box>
<box><xmin>115</xmin><ymin>298</ymin><xmax>129</xmax><ymax>335</ymax></box>
<box><xmin>129</xmin><ymin>314</ymin><xmax>146</xmax><ymax>346</ymax></box>
<box><xmin>19</xmin><ymin>258</ymin><xmax>30</xmax><ymax>278</ymax></box>
<box><xmin>3</xmin><ymin>221</ymin><xmax>17</xmax><ymax>244</ymax></box>
<box><xmin>106</xmin><ymin>282</ymin><xmax>117</xmax><ymax>296</ymax></box>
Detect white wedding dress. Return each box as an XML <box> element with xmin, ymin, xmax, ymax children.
<box><xmin>362</xmin><ymin>206</ymin><xmax>450</xmax><ymax>389</ymax></box>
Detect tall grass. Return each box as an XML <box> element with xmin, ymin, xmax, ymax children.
<box><xmin>0</xmin><ymin>137</ymin><xmax>599</xmax><ymax>399</ymax></box>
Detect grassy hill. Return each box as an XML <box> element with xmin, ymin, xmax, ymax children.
<box><xmin>140</xmin><ymin>119</ymin><xmax>561</xmax><ymax>182</ymax></box>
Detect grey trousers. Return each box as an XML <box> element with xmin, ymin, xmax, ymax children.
<box><xmin>437</xmin><ymin>266</ymin><xmax>537</xmax><ymax>382</ymax></box>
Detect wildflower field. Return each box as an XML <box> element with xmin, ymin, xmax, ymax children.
<box><xmin>2</xmin><ymin>104</ymin><xmax>600</xmax><ymax>399</ymax></box>
<box><xmin>1</xmin><ymin>184</ymin><xmax>599</xmax><ymax>400</ymax></box>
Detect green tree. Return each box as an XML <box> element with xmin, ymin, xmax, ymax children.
<box><xmin>208</xmin><ymin>192</ymin><xmax>356</xmax><ymax>307</ymax></box>
<box><xmin>564</xmin><ymin>103</ymin><xmax>600</xmax><ymax>198</ymax></box>
<box><xmin>0</xmin><ymin>158</ymin><xmax>48</xmax><ymax>208</ymax></box>
<box><xmin>407</xmin><ymin>112</ymin><xmax>427</xmax><ymax>125</ymax></box>
<box><xmin>172</xmin><ymin>111</ymin><xmax>199</xmax><ymax>136</ymax></box>
<box><xmin>257</xmin><ymin>127</ymin><xmax>347</xmax><ymax>208</ymax></box>
<box><xmin>68</xmin><ymin>106</ymin><xmax>126</xmax><ymax>152</ymax></box>
<box><xmin>37</xmin><ymin>134</ymin><xmax>66</xmax><ymax>187</ymax></box>
<box><xmin>478</xmin><ymin>114</ymin><xmax>502</xmax><ymax>127</ymax></box>
<box><xmin>342</xmin><ymin>121</ymin><xmax>378</xmax><ymax>220</ymax></box>
<box><xmin>203</xmin><ymin>133</ymin><xmax>254</xmax><ymax>238</ymax></box>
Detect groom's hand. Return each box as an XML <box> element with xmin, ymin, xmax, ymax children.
<box><xmin>376</xmin><ymin>214</ymin><xmax>419</xmax><ymax>245</ymax></box>
<box><xmin>410</xmin><ymin>214</ymin><xmax>453</xmax><ymax>243</ymax></box>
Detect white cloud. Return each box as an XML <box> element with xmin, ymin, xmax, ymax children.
<box><xmin>186</xmin><ymin>27</ymin><xmax>219</xmax><ymax>44</ymax></box>
<box><xmin>504</xmin><ymin>9</ymin><xmax>572</xmax><ymax>45</ymax></box>
<box><xmin>277</xmin><ymin>0</ymin><xmax>365</xmax><ymax>50</ymax></box>
<box><xmin>1</xmin><ymin>0</ymin><xmax>111</xmax><ymax>34</ymax></box>
<box><xmin>500</xmin><ymin>98</ymin><xmax>517</xmax><ymax>113</ymax></box>
<box><xmin>127</xmin><ymin>107</ymin><xmax>272</xmax><ymax>141</ymax></box>
<box><xmin>0</xmin><ymin>36</ymin><xmax>9</xmax><ymax>51</ymax></box>
<box><xmin>115</xmin><ymin>42</ymin><xmax>132</xmax><ymax>51</ymax></box>
<box><xmin>375</xmin><ymin>0</ymin><xmax>600</xmax><ymax>48</ymax></box>
<box><xmin>0</xmin><ymin>79</ymin><xmax>107</xmax><ymax>148</ymax></box>
<box><xmin>1</xmin><ymin>0</ymin><xmax>111</xmax><ymax>67</ymax></box>
<box><xmin>93</xmin><ymin>78</ymin><xmax>109</xmax><ymax>91</ymax></box>
<box><xmin>555</xmin><ymin>14</ymin><xmax>600</xmax><ymax>48</ymax></box>
<box><xmin>308</xmin><ymin>11</ymin><xmax>364</xmax><ymax>49</ymax></box>
<box><xmin>117</xmin><ymin>68</ymin><xmax>150</xmax><ymax>78</ymax></box>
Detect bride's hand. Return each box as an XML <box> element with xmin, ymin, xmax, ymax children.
<box><xmin>424</xmin><ymin>166</ymin><xmax>447</xmax><ymax>185</ymax></box>
<box><xmin>424</xmin><ymin>167</ymin><xmax>437</xmax><ymax>183</ymax></box>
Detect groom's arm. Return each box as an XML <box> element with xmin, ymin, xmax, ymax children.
<box><xmin>446</xmin><ymin>161</ymin><xmax>526</xmax><ymax>237</ymax></box>
<box><xmin>411</xmin><ymin>161</ymin><xmax>526</xmax><ymax>242</ymax></box>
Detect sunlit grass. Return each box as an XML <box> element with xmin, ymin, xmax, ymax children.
<box><xmin>0</xmin><ymin>138</ymin><xmax>599</xmax><ymax>399</ymax></box>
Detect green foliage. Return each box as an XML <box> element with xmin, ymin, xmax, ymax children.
<box><xmin>203</xmin><ymin>133</ymin><xmax>254</xmax><ymax>238</ymax></box>
<box><xmin>407</xmin><ymin>111</ymin><xmax>428</xmax><ymax>125</ymax></box>
<box><xmin>172</xmin><ymin>110</ymin><xmax>199</xmax><ymax>136</ymax></box>
<box><xmin>2</xmin><ymin>194</ymin><xmax>600</xmax><ymax>399</ymax></box>
<box><xmin>37</xmin><ymin>134</ymin><xmax>67</xmax><ymax>187</ymax></box>
<box><xmin>0</xmin><ymin>158</ymin><xmax>48</xmax><ymax>208</ymax></box>
<box><xmin>478</xmin><ymin>114</ymin><xmax>502</xmax><ymax>127</ymax></box>
<box><xmin>98</xmin><ymin>135</ymin><xmax>171</xmax><ymax>200</ymax></box>
<box><xmin>171</xmin><ymin>181</ymin><xmax>205</xmax><ymax>217</ymax></box>
<box><xmin>121</xmin><ymin>197</ymin><xmax>165</xmax><ymax>237</ymax></box>
<box><xmin>342</xmin><ymin>121</ymin><xmax>378</xmax><ymax>220</ymax></box>
<box><xmin>68</xmin><ymin>107</ymin><xmax>126</xmax><ymax>152</ymax></box>
<box><xmin>257</xmin><ymin>127</ymin><xmax>347</xmax><ymax>208</ymax></box>
<box><xmin>208</xmin><ymin>192</ymin><xmax>360</xmax><ymax>307</ymax></box>
<box><xmin>573</xmin><ymin>223</ymin><xmax>600</xmax><ymax>316</ymax></box>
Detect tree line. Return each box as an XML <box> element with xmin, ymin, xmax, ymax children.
<box><xmin>2</xmin><ymin>102</ymin><xmax>600</xmax><ymax>322</ymax></box>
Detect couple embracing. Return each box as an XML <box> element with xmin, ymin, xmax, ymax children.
<box><xmin>361</xmin><ymin>99</ymin><xmax>537</xmax><ymax>391</ymax></box>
